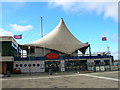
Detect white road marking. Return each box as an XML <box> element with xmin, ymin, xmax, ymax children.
<box><xmin>89</xmin><ymin>71</ymin><xmax>119</xmax><ymax>75</ymax></box>
<box><xmin>79</xmin><ymin>74</ymin><xmax>120</xmax><ymax>82</ymax></box>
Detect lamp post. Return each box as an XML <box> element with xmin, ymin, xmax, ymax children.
<box><xmin>28</xmin><ymin>46</ymin><xmax>31</xmax><ymax>75</ymax></box>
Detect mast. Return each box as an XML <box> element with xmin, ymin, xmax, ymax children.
<box><xmin>41</xmin><ymin>17</ymin><xmax>45</xmax><ymax>56</ymax></box>
<box><xmin>41</xmin><ymin>17</ymin><xmax>43</xmax><ymax>37</ymax></box>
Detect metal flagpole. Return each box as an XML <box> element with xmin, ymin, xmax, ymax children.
<box><xmin>89</xmin><ymin>44</ymin><xmax>91</xmax><ymax>56</ymax></box>
<box><xmin>106</xmin><ymin>40</ymin><xmax>110</xmax><ymax>55</ymax></box>
<box><xmin>41</xmin><ymin>17</ymin><xmax>45</xmax><ymax>56</ymax></box>
<box><xmin>41</xmin><ymin>17</ymin><xmax>43</xmax><ymax>37</ymax></box>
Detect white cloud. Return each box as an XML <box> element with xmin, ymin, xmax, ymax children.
<box><xmin>2</xmin><ymin>0</ymin><xmax>118</xmax><ymax>22</ymax></box>
<box><xmin>111</xmin><ymin>50</ymin><xmax>119</xmax><ymax>60</ymax></box>
<box><xmin>49</xmin><ymin>0</ymin><xmax>118</xmax><ymax>22</ymax></box>
<box><xmin>10</xmin><ymin>24</ymin><xmax>33</xmax><ymax>32</ymax></box>
<box><xmin>0</xmin><ymin>28</ymin><xmax>13</xmax><ymax>36</ymax></box>
<box><xmin>109</xmin><ymin>34</ymin><xmax>118</xmax><ymax>43</ymax></box>
<box><xmin>100</xmin><ymin>32</ymin><xmax>108</xmax><ymax>37</ymax></box>
<box><xmin>2</xmin><ymin>0</ymin><xmax>119</xmax><ymax>2</ymax></box>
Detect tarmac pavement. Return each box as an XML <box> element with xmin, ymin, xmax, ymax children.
<box><xmin>1</xmin><ymin>71</ymin><xmax>119</xmax><ymax>88</ymax></box>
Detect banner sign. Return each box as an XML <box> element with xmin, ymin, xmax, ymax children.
<box><xmin>46</xmin><ymin>53</ymin><xmax>59</xmax><ymax>59</ymax></box>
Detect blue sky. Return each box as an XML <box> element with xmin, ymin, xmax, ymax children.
<box><xmin>1</xmin><ymin>1</ymin><xmax>118</xmax><ymax>59</ymax></box>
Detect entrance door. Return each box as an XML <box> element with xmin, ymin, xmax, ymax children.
<box><xmin>45</xmin><ymin>61</ymin><xmax>60</xmax><ymax>72</ymax></box>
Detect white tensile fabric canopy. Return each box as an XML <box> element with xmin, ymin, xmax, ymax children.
<box><xmin>25</xmin><ymin>18</ymin><xmax>89</xmax><ymax>54</ymax></box>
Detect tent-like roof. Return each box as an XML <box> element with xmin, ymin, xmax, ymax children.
<box><xmin>25</xmin><ymin>18</ymin><xmax>89</xmax><ymax>54</ymax></box>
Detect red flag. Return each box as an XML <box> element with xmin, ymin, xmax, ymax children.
<box><xmin>84</xmin><ymin>42</ymin><xmax>89</xmax><ymax>45</ymax></box>
<box><xmin>102</xmin><ymin>37</ymin><xmax>107</xmax><ymax>41</ymax></box>
<box><xmin>14</xmin><ymin>35</ymin><xmax>22</xmax><ymax>39</ymax></box>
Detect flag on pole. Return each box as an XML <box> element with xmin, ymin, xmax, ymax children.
<box><xmin>14</xmin><ymin>35</ymin><xmax>22</xmax><ymax>39</ymax></box>
<box><xmin>84</xmin><ymin>42</ymin><xmax>89</xmax><ymax>45</ymax></box>
<box><xmin>102</xmin><ymin>37</ymin><xmax>107</xmax><ymax>41</ymax></box>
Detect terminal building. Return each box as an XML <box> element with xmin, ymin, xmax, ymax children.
<box><xmin>0</xmin><ymin>18</ymin><xmax>113</xmax><ymax>74</ymax></box>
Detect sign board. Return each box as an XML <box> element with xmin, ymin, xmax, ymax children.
<box><xmin>46</xmin><ymin>53</ymin><xmax>59</xmax><ymax>59</ymax></box>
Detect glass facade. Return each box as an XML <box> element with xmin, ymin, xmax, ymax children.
<box><xmin>1</xmin><ymin>41</ymin><xmax>18</xmax><ymax>56</ymax></box>
<box><xmin>65</xmin><ymin>60</ymin><xmax>87</xmax><ymax>71</ymax></box>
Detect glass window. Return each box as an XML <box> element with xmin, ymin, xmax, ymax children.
<box><xmin>2</xmin><ymin>42</ymin><xmax>13</xmax><ymax>56</ymax></box>
<box><xmin>16</xmin><ymin>64</ymin><xmax>18</xmax><ymax>67</ymax></box>
<box><xmin>12</xmin><ymin>42</ymin><xmax>18</xmax><ymax>51</ymax></box>
<box><xmin>20</xmin><ymin>64</ymin><xmax>23</xmax><ymax>67</ymax></box>
<box><xmin>104</xmin><ymin>60</ymin><xmax>110</xmax><ymax>65</ymax></box>
<box><xmin>33</xmin><ymin>64</ymin><xmax>36</xmax><ymax>67</ymax></box>
<box><xmin>24</xmin><ymin>64</ymin><xmax>27</xmax><ymax>67</ymax></box>
<box><xmin>28</xmin><ymin>64</ymin><xmax>31</xmax><ymax>67</ymax></box>
<box><xmin>94</xmin><ymin>60</ymin><xmax>100</xmax><ymax>66</ymax></box>
<box><xmin>37</xmin><ymin>64</ymin><xmax>40</xmax><ymax>67</ymax></box>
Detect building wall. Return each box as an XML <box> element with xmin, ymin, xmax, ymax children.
<box><xmin>26</xmin><ymin>46</ymin><xmax>79</xmax><ymax>57</ymax></box>
<box><xmin>0</xmin><ymin>39</ymin><xmax>18</xmax><ymax>74</ymax></box>
<box><xmin>0</xmin><ymin>42</ymin><xmax>1</xmax><ymax>56</ymax></box>
<box><xmin>3</xmin><ymin>62</ymin><xmax>7</xmax><ymax>74</ymax></box>
<box><xmin>14</xmin><ymin>61</ymin><xmax>45</xmax><ymax>73</ymax></box>
<box><xmin>35</xmin><ymin>48</ymin><xmax>51</xmax><ymax>56</ymax></box>
<box><xmin>0</xmin><ymin>62</ymin><xmax>7</xmax><ymax>74</ymax></box>
<box><xmin>0</xmin><ymin>62</ymin><xmax>2</xmax><ymax>74</ymax></box>
<box><xmin>14</xmin><ymin>60</ymin><xmax>66</xmax><ymax>73</ymax></box>
<box><xmin>28</xmin><ymin>47</ymin><xmax>51</xmax><ymax>57</ymax></box>
<box><xmin>1</xmin><ymin>41</ymin><xmax>18</xmax><ymax>56</ymax></box>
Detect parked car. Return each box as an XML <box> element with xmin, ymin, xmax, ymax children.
<box><xmin>13</xmin><ymin>68</ymin><xmax>21</xmax><ymax>74</ymax></box>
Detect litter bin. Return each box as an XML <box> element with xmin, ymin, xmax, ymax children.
<box><xmin>49</xmin><ymin>69</ymin><xmax>52</xmax><ymax>75</ymax></box>
<box><xmin>7</xmin><ymin>70</ymin><xmax>11</xmax><ymax>77</ymax></box>
<box><xmin>93</xmin><ymin>66</ymin><xmax>96</xmax><ymax>72</ymax></box>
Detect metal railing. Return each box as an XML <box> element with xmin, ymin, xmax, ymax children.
<box><xmin>14</xmin><ymin>55</ymin><xmax>112</xmax><ymax>61</ymax></box>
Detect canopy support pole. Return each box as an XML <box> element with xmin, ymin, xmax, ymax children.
<box><xmin>22</xmin><ymin>45</ymin><xmax>23</xmax><ymax>58</ymax></box>
<box><xmin>89</xmin><ymin>44</ymin><xmax>91</xmax><ymax>56</ymax></box>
